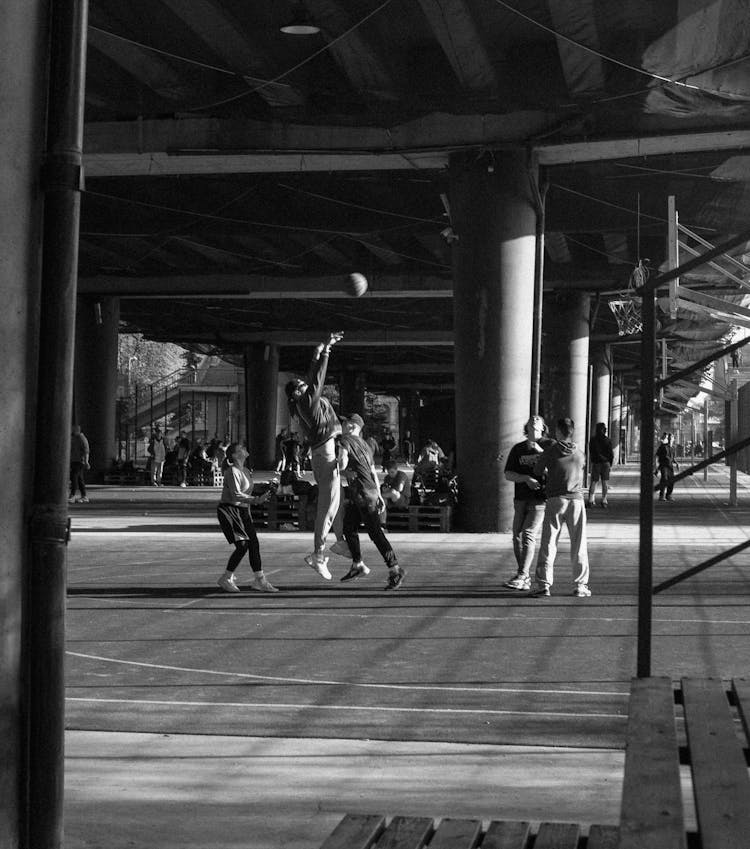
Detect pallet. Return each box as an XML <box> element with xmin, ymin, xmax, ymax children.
<box><xmin>251</xmin><ymin>494</ymin><xmax>300</xmax><ymax>530</ymax></box>
<box><xmin>386</xmin><ymin>504</ymin><xmax>452</xmax><ymax>532</ymax></box>
<box><xmin>318</xmin><ymin>814</ymin><xmax>618</xmax><ymax>849</ymax></box>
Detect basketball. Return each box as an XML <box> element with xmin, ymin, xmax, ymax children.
<box><xmin>345</xmin><ymin>272</ymin><xmax>368</xmax><ymax>297</ymax></box>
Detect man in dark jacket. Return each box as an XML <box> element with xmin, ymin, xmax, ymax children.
<box><xmin>587</xmin><ymin>422</ymin><xmax>615</xmax><ymax>508</ymax></box>
<box><xmin>531</xmin><ymin>418</ymin><xmax>591</xmax><ymax>599</ymax></box>
<box><xmin>656</xmin><ymin>432</ymin><xmax>678</xmax><ymax>501</ymax></box>
<box><xmin>286</xmin><ymin>331</ymin><xmax>343</xmax><ymax>579</ymax></box>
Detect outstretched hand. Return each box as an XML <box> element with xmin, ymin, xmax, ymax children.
<box><xmin>327</xmin><ymin>331</ymin><xmax>344</xmax><ymax>346</ymax></box>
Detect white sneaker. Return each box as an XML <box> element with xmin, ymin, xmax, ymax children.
<box><xmin>217</xmin><ymin>574</ymin><xmax>240</xmax><ymax>593</ymax></box>
<box><xmin>573</xmin><ymin>585</ymin><xmax>592</xmax><ymax>597</ymax></box>
<box><xmin>179</xmin><ymin>482</ymin><xmax>187</xmax><ymax>488</ymax></box>
<box><xmin>330</xmin><ymin>540</ymin><xmax>352</xmax><ymax>558</ymax></box>
<box><xmin>304</xmin><ymin>552</ymin><xmax>332</xmax><ymax>580</ymax></box>
<box><xmin>252</xmin><ymin>576</ymin><xmax>279</xmax><ymax>593</ymax></box>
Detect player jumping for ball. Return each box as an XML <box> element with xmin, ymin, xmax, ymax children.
<box><xmin>285</xmin><ymin>332</ymin><xmax>344</xmax><ymax>579</ymax></box>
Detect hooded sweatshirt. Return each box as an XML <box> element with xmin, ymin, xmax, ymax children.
<box><xmin>534</xmin><ymin>440</ymin><xmax>584</xmax><ymax>499</ymax></box>
<box><xmin>292</xmin><ymin>351</ymin><xmax>342</xmax><ymax>450</ymax></box>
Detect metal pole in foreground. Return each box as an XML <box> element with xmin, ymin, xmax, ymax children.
<box><xmin>637</xmin><ymin>284</ymin><xmax>656</xmax><ymax>678</ymax></box>
<box><xmin>28</xmin><ymin>1</ymin><xmax>88</xmax><ymax>846</ymax></box>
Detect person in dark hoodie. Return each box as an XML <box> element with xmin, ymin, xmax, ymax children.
<box><xmin>530</xmin><ymin>417</ymin><xmax>591</xmax><ymax>598</ymax></box>
<box><xmin>587</xmin><ymin>422</ymin><xmax>615</xmax><ymax>508</ymax></box>
<box><xmin>285</xmin><ymin>331</ymin><xmax>344</xmax><ymax>580</ymax></box>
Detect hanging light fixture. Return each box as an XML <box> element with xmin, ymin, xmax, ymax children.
<box><xmin>280</xmin><ymin>2</ymin><xmax>320</xmax><ymax>35</ymax></box>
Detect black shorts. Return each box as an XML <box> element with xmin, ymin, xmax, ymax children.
<box><xmin>217</xmin><ymin>503</ymin><xmax>255</xmax><ymax>544</ymax></box>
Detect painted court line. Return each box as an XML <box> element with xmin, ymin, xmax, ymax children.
<box><xmin>65</xmin><ymin>695</ymin><xmax>623</xmax><ymax>719</ymax></box>
<box><xmin>67</xmin><ymin>650</ymin><xmax>628</xmax><ymax>698</ymax></box>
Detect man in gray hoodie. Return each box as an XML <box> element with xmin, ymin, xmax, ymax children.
<box><xmin>531</xmin><ymin>417</ymin><xmax>591</xmax><ymax>598</ymax></box>
<box><xmin>286</xmin><ymin>332</ymin><xmax>344</xmax><ymax>579</ymax></box>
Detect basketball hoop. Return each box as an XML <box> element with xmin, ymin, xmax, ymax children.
<box><xmin>608</xmin><ymin>259</ymin><xmax>648</xmax><ymax>335</ymax></box>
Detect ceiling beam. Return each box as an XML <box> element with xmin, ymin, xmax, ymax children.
<box><xmin>415</xmin><ymin>0</ymin><xmax>498</xmax><ymax>90</ymax></box>
<box><xmin>309</xmin><ymin>0</ymin><xmax>397</xmax><ymax>99</ymax></box>
<box><xmin>148</xmin><ymin>330</ymin><xmax>454</xmax><ymax>346</ymax></box>
<box><xmin>158</xmin><ymin>0</ymin><xmax>306</xmax><ymax>108</ymax></box>
<box><xmin>78</xmin><ymin>272</ymin><xmax>453</xmax><ymax>298</ymax></box>
<box><xmin>84</xmin><ymin>118</ymin><xmax>750</xmax><ymax>175</ymax></box>
<box><xmin>547</xmin><ymin>0</ymin><xmax>605</xmax><ymax>95</ymax></box>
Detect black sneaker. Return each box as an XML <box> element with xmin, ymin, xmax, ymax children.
<box><xmin>340</xmin><ymin>562</ymin><xmax>370</xmax><ymax>582</ymax></box>
<box><xmin>384</xmin><ymin>566</ymin><xmax>405</xmax><ymax>590</ymax></box>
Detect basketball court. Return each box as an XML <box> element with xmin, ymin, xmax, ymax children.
<box><xmin>63</xmin><ymin>464</ymin><xmax>750</xmax><ymax>847</ymax></box>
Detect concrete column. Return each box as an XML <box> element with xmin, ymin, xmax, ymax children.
<box><xmin>591</xmin><ymin>344</ymin><xmax>612</xmax><ymax>431</ymax></box>
<box><xmin>611</xmin><ymin>382</ymin><xmax>624</xmax><ymax>463</ymax></box>
<box><xmin>244</xmin><ymin>342</ymin><xmax>279</xmax><ymax>468</ymax></box>
<box><xmin>541</xmin><ymin>292</ymin><xmax>591</xmax><ymax>442</ymax></box>
<box><xmin>74</xmin><ymin>297</ymin><xmax>120</xmax><ymax>478</ymax></box>
<box><xmin>340</xmin><ymin>370</ymin><xmax>366</xmax><ymax>418</ymax></box>
<box><xmin>0</xmin><ymin>1</ymin><xmax>48</xmax><ymax>841</ymax></box>
<box><xmin>450</xmin><ymin>151</ymin><xmax>537</xmax><ymax>532</ymax></box>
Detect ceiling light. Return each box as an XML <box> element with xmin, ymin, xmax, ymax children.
<box><xmin>280</xmin><ymin>3</ymin><xmax>320</xmax><ymax>35</ymax></box>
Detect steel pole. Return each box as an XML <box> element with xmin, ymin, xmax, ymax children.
<box><xmin>28</xmin><ymin>1</ymin><xmax>88</xmax><ymax>847</ymax></box>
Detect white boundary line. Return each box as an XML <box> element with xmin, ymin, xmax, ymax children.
<box><xmin>65</xmin><ymin>695</ymin><xmax>622</xmax><ymax>719</ymax></box>
<box><xmin>67</xmin><ymin>650</ymin><xmax>628</xmax><ymax>698</ymax></box>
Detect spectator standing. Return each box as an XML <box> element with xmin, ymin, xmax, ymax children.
<box><xmin>176</xmin><ymin>431</ymin><xmax>191</xmax><ymax>488</ymax></box>
<box><xmin>587</xmin><ymin>422</ymin><xmax>615</xmax><ymax>508</ymax></box>
<box><xmin>531</xmin><ymin>417</ymin><xmax>591</xmax><ymax>598</ymax></box>
<box><xmin>69</xmin><ymin>424</ymin><xmax>90</xmax><ymax>503</ymax></box>
<box><xmin>148</xmin><ymin>427</ymin><xmax>167</xmax><ymax>487</ymax></box>
<box><xmin>502</xmin><ymin>416</ymin><xmax>548</xmax><ymax>591</ymax></box>
<box><xmin>401</xmin><ymin>431</ymin><xmax>415</xmax><ymax>464</ymax></box>
<box><xmin>216</xmin><ymin>443</ymin><xmax>277</xmax><ymax>593</ymax></box>
<box><xmin>337</xmin><ymin>414</ymin><xmax>405</xmax><ymax>589</ymax></box>
<box><xmin>274</xmin><ymin>427</ymin><xmax>288</xmax><ymax>473</ymax></box>
<box><xmin>656</xmin><ymin>432</ymin><xmax>678</xmax><ymax>502</ymax></box>
<box><xmin>285</xmin><ymin>331</ymin><xmax>344</xmax><ymax>580</ymax></box>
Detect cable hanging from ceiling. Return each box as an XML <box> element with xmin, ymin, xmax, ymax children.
<box><xmin>491</xmin><ymin>0</ymin><xmax>750</xmax><ymax>102</ymax></box>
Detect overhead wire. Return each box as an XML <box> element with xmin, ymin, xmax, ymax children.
<box><xmin>490</xmin><ymin>0</ymin><xmax>750</xmax><ymax>102</ymax></box>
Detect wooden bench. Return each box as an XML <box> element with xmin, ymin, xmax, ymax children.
<box><xmin>619</xmin><ymin>676</ymin><xmax>750</xmax><ymax>849</ymax></box>
<box><xmin>319</xmin><ymin>677</ymin><xmax>750</xmax><ymax>849</ymax></box>
<box><xmin>318</xmin><ymin>814</ymin><xmax>619</xmax><ymax>849</ymax></box>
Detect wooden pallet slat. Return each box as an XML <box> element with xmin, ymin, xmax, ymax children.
<box><xmin>318</xmin><ymin>813</ymin><xmax>386</xmax><ymax>849</ymax></box>
<box><xmin>682</xmin><ymin>677</ymin><xmax>750</xmax><ymax>849</ymax></box>
<box><xmin>481</xmin><ymin>820</ymin><xmax>531</xmax><ymax>849</ymax></box>
<box><xmin>534</xmin><ymin>822</ymin><xmax>580</xmax><ymax>849</ymax></box>
<box><xmin>427</xmin><ymin>818</ymin><xmax>482</xmax><ymax>849</ymax></box>
<box><xmin>377</xmin><ymin>815</ymin><xmax>434</xmax><ymax>849</ymax></box>
<box><xmin>618</xmin><ymin>676</ymin><xmax>686</xmax><ymax>849</ymax></box>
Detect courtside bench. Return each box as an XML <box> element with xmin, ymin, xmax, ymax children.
<box><xmin>318</xmin><ymin>676</ymin><xmax>750</xmax><ymax>849</ymax></box>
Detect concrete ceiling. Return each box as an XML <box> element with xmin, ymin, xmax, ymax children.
<box><xmin>80</xmin><ymin>0</ymin><xmax>750</xmax><ymax>398</ymax></box>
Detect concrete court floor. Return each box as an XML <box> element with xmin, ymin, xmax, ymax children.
<box><xmin>62</xmin><ymin>463</ymin><xmax>748</xmax><ymax>848</ymax></box>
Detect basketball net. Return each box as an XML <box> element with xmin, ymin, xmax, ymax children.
<box><xmin>609</xmin><ymin>260</ymin><xmax>648</xmax><ymax>335</ymax></box>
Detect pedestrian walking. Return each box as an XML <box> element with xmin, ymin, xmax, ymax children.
<box><xmin>587</xmin><ymin>422</ymin><xmax>615</xmax><ymax>508</ymax></box>
<box><xmin>656</xmin><ymin>432</ymin><xmax>678</xmax><ymax>501</ymax></box>
<box><xmin>69</xmin><ymin>424</ymin><xmax>91</xmax><ymax>503</ymax></box>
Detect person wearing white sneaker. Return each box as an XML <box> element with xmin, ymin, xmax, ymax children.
<box><xmin>502</xmin><ymin>416</ymin><xmax>548</xmax><ymax>591</ymax></box>
<box><xmin>337</xmin><ymin>414</ymin><xmax>402</xmax><ymax>589</ymax></box>
<box><xmin>588</xmin><ymin>422</ymin><xmax>614</xmax><ymax>509</ymax></box>
<box><xmin>216</xmin><ymin>443</ymin><xmax>276</xmax><ymax>593</ymax></box>
<box><xmin>531</xmin><ymin>418</ymin><xmax>590</xmax><ymax>599</ymax></box>
<box><xmin>286</xmin><ymin>332</ymin><xmax>344</xmax><ymax>576</ymax></box>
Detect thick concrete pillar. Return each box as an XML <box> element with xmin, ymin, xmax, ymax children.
<box><xmin>1</xmin><ymin>2</ymin><xmax>49</xmax><ymax>843</ymax></box>
<box><xmin>244</xmin><ymin>342</ymin><xmax>279</xmax><ymax>468</ymax></box>
<box><xmin>541</xmin><ymin>292</ymin><xmax>591</xmax><ymax>442</ymax></box>
<box><xmin>591</xmin><ymin>344</ymin><xmax>612</xmax><ymax>430</ymax></box>
<box><xmin>450</xmin><ymin>151</ymin><xmax>537</xmax><ymax>532</ymax></box>
<box><xmin>340</xmin><ymin>369</ymin><xmax>366</xmax><ymax>418</ymax></box>
<box><xmin>611</xmin><ymin>383</ymin><xmax>624</xmax><ymax>463</ymax></box>
<box><xmin>74</xmin><ymin>296</ymin><xmax>120</xmax><ymax>478</ymax></box>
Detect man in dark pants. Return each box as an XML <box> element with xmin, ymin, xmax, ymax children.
<box><xmin>656</xmin><ymin>432</ymin><xmax>678</xmax><ymax>501</ymax></box>
<box><xmin>337</xmin><ymin>414</ymin><xmax>405</xmax><ymax>590</ymax></box>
